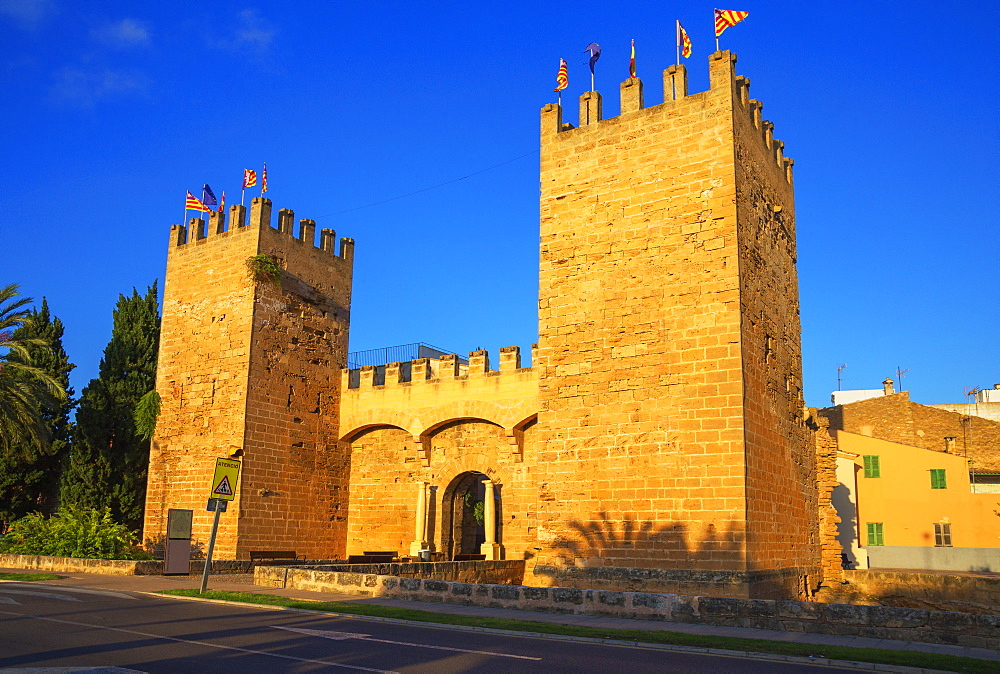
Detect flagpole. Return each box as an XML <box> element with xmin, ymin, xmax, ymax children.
<box><xmin>676</xmin><ymin>21</ymin><xmax>681</xmax><ymax>66</ymax></box>
<box><xmin>241</xmin><ymin>186</ymin><xmax>245</xmax><ymax>206</ymax></box>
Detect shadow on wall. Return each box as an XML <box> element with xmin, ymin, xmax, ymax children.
<box><xmin>547</xmin><ymin>513</ymin><xmax>745</xmax><ymax>567</ymax></box>
<box><xmin>831</xmin><ymin>483</ymin><xmax>861</xmax><ymax>567</ymax></box>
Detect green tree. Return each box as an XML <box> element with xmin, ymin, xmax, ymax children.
<box><xmin>61</xmin><ymin>283</ymin><xmax>160</xmax><ymax>531</ymax></box>
<box><xmin>0</xmin><ymin>298</ymin><xmax>75</xmax><ymax>531</ymax></box>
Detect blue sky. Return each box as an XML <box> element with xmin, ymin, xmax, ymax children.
<box><xmin>2</xmin><ymin>0</ymin><xmax>997</xmax><ymax>408</ymax></box>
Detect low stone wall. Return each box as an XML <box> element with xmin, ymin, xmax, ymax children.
<box><xmin>257</xmin><ymin>567</ymin><xmax>1000</xmax><ymax>648</ymax></box>
<box><xmin>0</xmin><ymin>553</ymin><xmax>164</xmax><ymax>576</ymax></box>
<box><xmin>844</xmin><ymin>568</ymin><xmax>1000</xmax><ymax>613</ymax></box>
<box><xmin>529</xmin><ymin>564</ymin><xmax>817</xmax><ymax>600</ymax></box>
<box><xmin>285</xmin><ymin>561</ymin><xmax>524</xmax><ymax>585</ymax></box>
<box><xmin>0</xmin><ymin>553</ymin><xmax>334</xmax><ymax>576</ymax></box>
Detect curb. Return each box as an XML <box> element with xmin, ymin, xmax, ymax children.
<box><xmin>142</xmin><ymin>591</ymin><xmax>953</xmax><ymax>673</ymax></box>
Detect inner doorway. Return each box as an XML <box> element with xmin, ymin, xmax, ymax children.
<box><xmin>442</xmin><ymin>472</ymin><xmax>488</xmax><ymax>559</ymax></box>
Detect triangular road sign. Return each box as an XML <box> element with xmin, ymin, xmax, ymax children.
<box><xmin>213</xmin><ymin>475</ymin><xmax>233</xmax><ymax>496</ymax></box>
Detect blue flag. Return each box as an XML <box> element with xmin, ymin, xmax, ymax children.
<box><xmin>584</xmin><ymin>43</ymin><xmax>601</xmax><ymax>74</ymax></box>
<box><xmin>202</xmin><ymin>184</ymin><xmax>218</xmax><ymax>207</ymax></box>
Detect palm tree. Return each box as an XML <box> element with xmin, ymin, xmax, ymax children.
<box><xmin>0</xmin><ymin>284</ymin><xmax>66</xmax><ymax>457</ymax></box>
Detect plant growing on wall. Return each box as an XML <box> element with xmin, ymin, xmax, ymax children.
<box><xmin>133</xmin><ymin>390</ymin><xmax>160</xmax><ymax>441</ymax></box>
<box><xmin>463</xmin><ymin>490</ymin><xmax>485</xmax><ymax>526</ymax></box>
<box><xmin>245</xmin><ymin>254</ymin><xmax>283</xmax><ymax>288</ymax></box>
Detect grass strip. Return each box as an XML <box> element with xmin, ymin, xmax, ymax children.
<box><xmin>0</xmin><ymin>573</ymin><xmax>66</xmax><ymax>581</ymax></box>
<box><xmin>158</xmin><ymin>589</ymin><xmax>998</xmax><ymax>672</ymax></box>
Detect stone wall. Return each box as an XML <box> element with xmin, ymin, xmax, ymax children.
<box><xmin>844</xmin><ymin>568</ymin><xmax>1000</xmax><ymax>614</ymax></box>
<box><xmin>256</xmin><ymin>560</ymin><xmax>523</xmax><ymax>588</ymax></box>
<box><xmin>530</xmin><ymin>564</ymin><xmax>811</xmax><ymax>599</ymax></box>
<box><xmin>256</xmin><ymin>567</ymin><xmax>1000</xmax><ymax>648</ymax></box>
<box><xmin>0</xmin><ymin>553</ymin><xmax>258</xmax><ymax>575</ymax></box>
<box><xmin>821</xmin><ymin>392</ymin><xmax>1000</xmax><ymax>472</ymax></box>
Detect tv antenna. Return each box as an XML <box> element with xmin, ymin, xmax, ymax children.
<box><xmin>965</xmin><ymin>386</ymin><xmax>982</xmax><ymax>402</ymax></box>
<box><xmin>836</xmin><ymin>364</ymin><xmax>853</xmax><ymax>391</ymax></box>
<box><xmin>895</xmin><ymin>366</ymin><xmax>909</xmax><ymax>392</ymax></box>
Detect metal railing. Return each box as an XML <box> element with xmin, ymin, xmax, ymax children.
<box><xmin>346</xmin><ymin>342</ymin><xmax>467</xmax><ymax>370</ymax></box>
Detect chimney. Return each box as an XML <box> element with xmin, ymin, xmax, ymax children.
<box><xmin>944</xmin><ymin>436</ymin><xmax>957</xmax><ymax>453</ymax></box>
<box><xmin>883</xmin><ymin>378</ymin><xmax>895</xmax><ymax>395</ymax></box>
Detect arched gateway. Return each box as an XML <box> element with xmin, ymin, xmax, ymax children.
<box><xmin>440</xmin><ymin>471</ymin><xmax>502</xmax><ymax>560</ymax></box>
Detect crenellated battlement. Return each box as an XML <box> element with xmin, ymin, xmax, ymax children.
<box><xmin>343</xmin><ymin>344</ymin><xmax>537</xmax><ymax>390</ymax></box>
<box><xmin>169</xmin><ymin>197</ymin><xmax>354</xmax><ymax>262</ymax></box>
<box><xmin>540</xmin><ymin>51</ymin><xmax>793</xmax><ymax>184</ymax></box>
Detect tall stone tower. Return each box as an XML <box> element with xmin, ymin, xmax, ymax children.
<box><xmin>143</xmin><ymin>199</ymin><xmax>354</xmax><ymax>559</ymax></box>
<box><xmin>532</xmin><ymin>52</ymin><xmax>817</xmax><ymax>598</ymax></box>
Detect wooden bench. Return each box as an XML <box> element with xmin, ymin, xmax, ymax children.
<box><xmin>453</xmin><ymin>553</ymin><xmax>486</xmax><ymax>561</ymax></box>
<box><xmin>249</xmin><ymin>550</ymin><xmax>306</xmax><ymax>563</ymax></box>
<box><xmin>347</xmin><ymin>554</ymin><xmax>394</xmax><ymax>564</ymax></box>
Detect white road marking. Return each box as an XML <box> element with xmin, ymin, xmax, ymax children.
<box><xmin>9</xmin><ymin>585</ymin><xmax>137</xmax><ymax>600</ymax></box>
<box><xmin>0</xmin><ymin>596</ymin><xmax>20</xmax><ymax>605</ymax></box>
<box><xmin>272</xmin><ymin>625</ymin><xmax>543</xmax><ymax>661</ymax></box>
<box><xmin>0</xmin><ymin>589</ymin><xmax>80</xmax><ymax>602</ymax></box>
<box><xmin>0</xmin><ymin>612</ymin><xmax>395</xmax><ymax>673</ymax></box>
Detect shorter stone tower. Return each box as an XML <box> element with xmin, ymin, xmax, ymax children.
<box><xmin>143</xmin><ymin>199</ymin><xmax>354</xmax><ymax>559</ymax></box>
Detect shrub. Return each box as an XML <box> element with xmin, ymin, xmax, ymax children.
<box><xmin>0</xmin><ymin>505</ymin><xmax>151</xmax><ymax>560</ymax></box>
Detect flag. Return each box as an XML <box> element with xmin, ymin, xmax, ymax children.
<box><xmin>243</xmin><ymin>169</ymin><xmax>257</xmax><ymax>188</ymax></box>
<box><xmin>715</xmin><ymin>9</ymin><xmax>749</xmax><ymax>37</ymax></box>
<box><xmin>202</xmin><ymin>184</ymin><xmax>217</xmax><ymax>207</ymax></box>
<box><xmin>677</xmin><ymin>21</ymin><xmax>692</xmax><ymax>58</ymax></box>
<box><xmin>185</xmin><ymin>191</ymin><xmax>211</xmax><ymax>213</ymax></box>
<box><xmin>554</xmin><ymin>59</ymin><xmax>568</xmax><ymax>92</ymax></box>
<box><xmin>262</xmin><ymin>162</ymin><xmax>268</xmax><ymax>194</ymax></box>
<box><xmin>629</xmin><ymin>39</ymin><xmax>636</xmax><ymax>78</ymax></box>
<box><xmin>219</xmin><ymin>190</ymin><xmax>226</xmax><ymax>213</ymax></box>
<box><xmin>584</xmin><ymin>42</ymin><xmax>601</xmax><ymax>74</ymax></box>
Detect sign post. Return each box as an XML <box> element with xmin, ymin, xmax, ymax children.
<box><xmin>199</xmin><ymin>457</ymin><xmax>241</xmax><ymax>594</ymax></box>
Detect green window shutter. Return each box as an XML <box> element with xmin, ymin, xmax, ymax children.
<box><xmin>866</xmin><ymin>522</ymin><xmax>884</xmax><ymax>546</ymax></box>
<box><xmin>930</xmin><ymin>469</ymin><xmax>946</xmax><ymax>489</ymax></box>
<box><xmin>863</xmin><ymin>455</ymin><xmax>880</xmax><ymax>478</ymax></box>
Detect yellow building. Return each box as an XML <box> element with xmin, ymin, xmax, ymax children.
<box><xmin>835</xmin><ymin>431</ymin><xmax>1000</xmax><ymax>572</ymax></box>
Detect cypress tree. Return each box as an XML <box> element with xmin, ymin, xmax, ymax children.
<box><xmin>61</xmin><ymin>283</ymin><xmax>160</xmax><ymax>531</ymax></box>
<box><xmin>0</xmin><ymin>299</ymin><xmax>75</xmax><ymax>532</ymax></box>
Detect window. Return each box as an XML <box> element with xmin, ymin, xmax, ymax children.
<box><xmin>934</xmin><ymin>522</ymin><xmax>952</xmax><ymax>547</ymax></box>
<box><xmin>930</xmin><ymin>469</ymin><xmax>947</xmax><ymax>489</ymax></box>
<box><xmin>863</xmin><ymin>455</ymin><xmax>880</xmax><ymax>478</ymax></box>
<box><xmin>866</xmin><ymin>522</ymin><xmax>884</xmax><ymax>546</ymax></box>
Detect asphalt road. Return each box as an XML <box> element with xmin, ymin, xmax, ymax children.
<box><xmin>0</xmin><ymin>582</ymin><xmax>856</xmax><ymax>673</ymax></box>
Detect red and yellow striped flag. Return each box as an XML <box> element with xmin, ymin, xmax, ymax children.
<box><xmin>677</xmin><ymin>21</ymin><xmax>692</xmax><ymax>58</ymax></box>
<box><xmin>715</xmin><ymin>9</ymin><xmax>749</xmax><ymax>37</ymax></box>
<box><xmin>243</xmin><ymin>169</ymin><xmax>257</xmax><ymax>188</ymax></box>
<box><xmin>261</xmin><ymin>162</ymin><xmax>268</xmax><ymax>194</ymax></box>
<box><xmin>554</xmin><ymin>59</ymin><xmax>568</xmax><ymax>92</ymax></box>
<box><xmin>185</xmin><ymin>191</ymin><xmax>211</xmax><ymax>213</ymax></box>
<box><xmin>629</xmin><ymin>39</ymin><xmax>636</xmax><ymax>78</ymax></box>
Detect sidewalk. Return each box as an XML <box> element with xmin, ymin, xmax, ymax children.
<box><xmin>4</xmin><ymin>567</ymin><xmax>999</xmax><ymax>664</ymax></box>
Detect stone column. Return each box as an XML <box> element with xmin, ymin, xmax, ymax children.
<box><xmin>409</xmin><ymin>482</ymin><xmax>428</xmax><ymax>556</ymax></box>
<box><xmin>480</xmin><ymin>480</ymin><xmax>503</xmax><ymax>560</ymax></box>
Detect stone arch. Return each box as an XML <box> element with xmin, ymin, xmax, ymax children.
<box><xmin>440</xmin><ymin>470</ymin><xmax>490</xmax><ymax>559</ymax></box>
<box><xmin>340</xmin><ymin>422</ymin><xmax>409</xmax><ymax>443</ymax></box>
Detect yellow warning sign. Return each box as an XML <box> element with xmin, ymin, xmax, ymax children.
<box><xmin>210</xmin><ymin>458</ymin><xmax>241</xmax><ymax>501</ymax></box>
